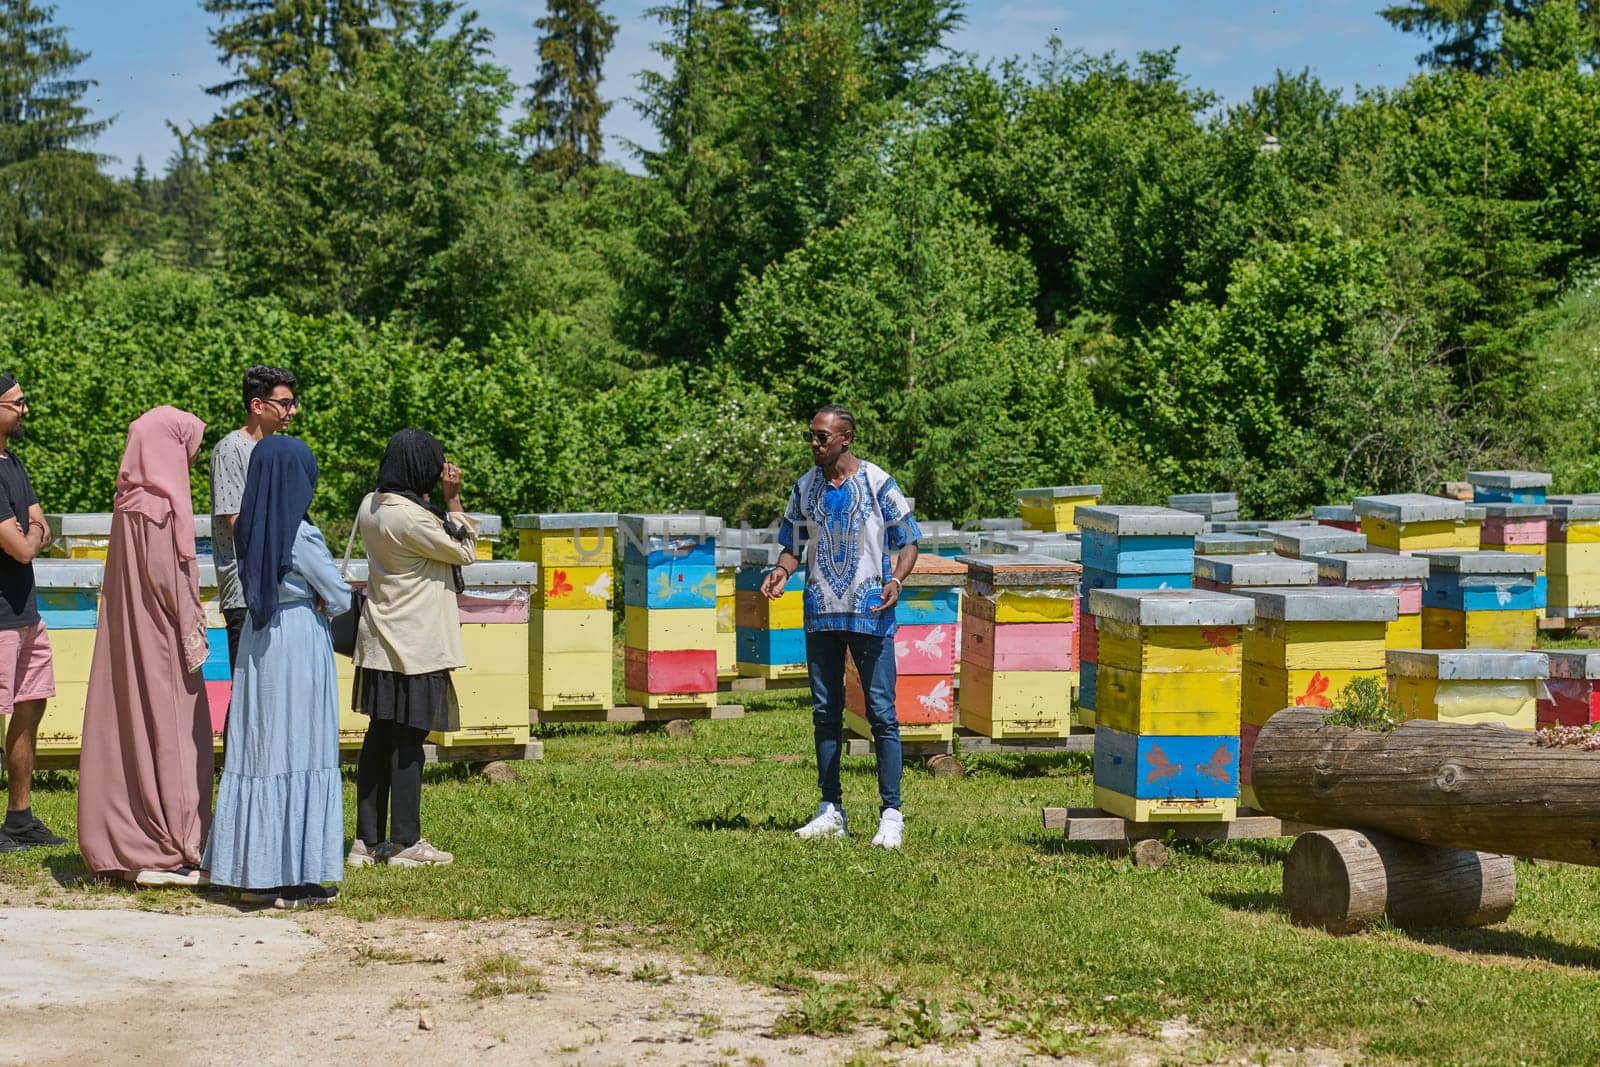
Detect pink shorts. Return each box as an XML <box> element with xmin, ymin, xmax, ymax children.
<box><xmin>0</xmin><ymin>620</ymin><xmax>55</xmax><ymax>715</ymax></box>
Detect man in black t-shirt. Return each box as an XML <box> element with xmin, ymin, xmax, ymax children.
<box><xmin>0</xmin><ymin>374</ymin><xmax>65</xmax><ymax>853</ymax></box>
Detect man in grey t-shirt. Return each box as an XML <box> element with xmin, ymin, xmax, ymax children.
<box><xmin>213</xmin><ymin>365</ymin><xmax>299</xmax><ymax>668</ymax></box>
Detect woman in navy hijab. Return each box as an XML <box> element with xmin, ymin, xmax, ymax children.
<box><xmin>204</xmin><ymin>436</ymin><xmax>352</xmax><ymax>909</ymax></box>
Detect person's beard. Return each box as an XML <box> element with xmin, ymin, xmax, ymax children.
<box><xmin>8</xmin><ymin>421</ymin><xmax>23</xmax><ymax>443</ymax></box>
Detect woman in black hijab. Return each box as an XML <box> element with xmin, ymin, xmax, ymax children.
<box><xmin>349</xmin><ymin>429</ymin><xmax>478</xmax><ymax>868</ymax></box>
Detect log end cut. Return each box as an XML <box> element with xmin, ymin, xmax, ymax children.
<box><xmin>1284</xmin><ymin>828</ymin><xmax>1515</xmax><ymax>935</ymax></box>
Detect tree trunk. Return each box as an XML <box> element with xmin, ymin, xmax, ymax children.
<box><xmin>1284</xmin><ymin>828</ymin><xmax>1514</xmax><ymax>934</ymax></box>
<box><xmin>1252</xmin><ymin>707</ymin><xmax>1600</xmax><ymax>866</ymax></box>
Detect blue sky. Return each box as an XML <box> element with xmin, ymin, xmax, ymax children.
<box><xmin>61</xmin><ymin>0</ymin><xmax>1427</xmax><ymax>178</ymax></box>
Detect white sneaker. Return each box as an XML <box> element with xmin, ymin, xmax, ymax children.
<box><xmin>133</xmin><ymin>867</ymin><xmax>203</xmax><ymax>887</ymax></box>
<box><xmin>871</xmin><ymin>808</ymin><xmax>904</xmax><ymax>850</ymax></box>
<box><xmin>387</xmin><ymin>839</ymin><xmax>454</xmax><ymax>867</ymax></box>
<box><xmin>794</xmin><ymin>803</ymin><xmax>848</xmax><ymax>840</ymax></box>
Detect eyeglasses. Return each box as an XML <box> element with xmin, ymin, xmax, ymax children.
<box><xmin>804</xmin><ymin>429</ymin><xmax>834</xmax><ymax>445</ymax></box>
<box><xmin>260</xmin><ymin>396</ymin><xmax>300</xmax><ymax>412</ymax></box>
<box><xmin>0</xmin><ymin>396</ymin><xmax>28</xmax><ymax>409</ymax></box>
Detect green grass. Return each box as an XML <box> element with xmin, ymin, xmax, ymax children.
<box><xmin>8</xmin><ymin>688</ymin><xmax>1600</xmax><ymax>1061</ymax></box>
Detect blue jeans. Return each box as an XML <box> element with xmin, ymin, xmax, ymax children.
<box><xmin>806</xmin><ymin>630</ymin><xmax>902</xmax><ymax>811</ymax></box>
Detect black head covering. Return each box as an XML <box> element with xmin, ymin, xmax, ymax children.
<box><xmin>375</xmin><ymin>428</ymin><xmax>470</xmax><ymax>592</ymax></box>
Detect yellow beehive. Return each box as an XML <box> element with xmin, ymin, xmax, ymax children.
<box><xmin>1242</xmin><ymin>619</ymin><xmax>1387</xmax><ymax>671</ymax></box>
<box><xmin>1420</xmin><ymin>607</ymin><xmax>1537</xmax><ymax>650</ymax></box>
<box><xmin>1234</xmin><ymin>587</ymin><xmax>1398</xmax><ymax>728</ymax></box>
<box><xmin>1241</xmin><ymin>666</ymin><xmax>1387</xmax><ymax>727</ymax></box>
<box><xmin>1354</xmin><ymin>493</ymin><xmax>1467</xmax><ymax>554</ymax></box>
<box><xmin>1095</xmin><ymin>619</ymin><xmax>1242</xmax><ymax>673</ymax></box>
<box><xmin>1015</xmin><ymin>485</ymin><xmax>1101</xmax><ymax>532</ymax></box>
<box><xmin>430</xmin><ymin>561</ymin><xmax>536</xmax><ymax>748</ymax></box>
<box><xmin>623</xmin><ymin>604</ymin><xmax>716</xmax><ymax>650</ymax></box>
<box><xmin>1093</xmin><ymin>664</ymin><xmax>1239</xmax><ymax>735</ymax></box>
<box><xmin>516</xmin><ymin>516</ymin><xmax>615</xmax><ymax>566</ymax></box>
<box><xmin>1387</xmin><ymin>649</ymin><xmax>1544</xmax><ymax>731</ymax></box>
<box><xmin>1386</xmin><ymin>613</ymin><xmax>1422</xmax><ymax>649</ymax></box>
<box><xmin>963</xmin><ymin>585</ymin><xmax>1078</xmax><ymax>624</ymax></box>
<box><xmin>464</xmin><ymin>513</ymin><xmax>503</xmax><ymax>560</ymax></box>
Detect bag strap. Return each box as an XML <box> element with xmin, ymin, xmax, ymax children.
<box><xmin>341</xmin><ymin>494</ymin><xmax>367</xmax><ymax>578</ymax></box>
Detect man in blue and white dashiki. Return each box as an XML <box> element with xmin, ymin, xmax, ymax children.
<box><xmin>762</xmin><ymin>404</ymin><xmax>921</xmax><ymax>849</ymax></box>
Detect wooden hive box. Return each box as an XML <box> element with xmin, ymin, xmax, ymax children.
<box><xmin>1352</xmin><ymin>494</ymin><xmax>1466</xmax><ymax>553</ymax></box>
<box><xmin>1015</xmin><ymin>484</ymin><xmax>1101</xmax><ymax>532</ymax></box>
<box><xmin>1467</xmin><ymin>469</ymin><xmax>1551</xmax><ymax>505</ymax></box>
<box><xmin>1387</xmin><ymin>649</ymin><xmax>1546</xmax><ymax>731</ymax></box>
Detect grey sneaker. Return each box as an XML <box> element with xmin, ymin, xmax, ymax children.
<box><xmin>387</xmin><ymin>839</ymin><xmax>454</xmax><ymax>867</ymax></box>
<box><xmin>347</xmin><ymin>840</ymin><xmax>378</xmax><ymax>868</ymax></box>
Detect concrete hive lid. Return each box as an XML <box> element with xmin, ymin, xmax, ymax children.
<box><xmin>461</xmin><ymin>561</ymin><xmax>538</xmax><ymax>586</ymax></box>
<box><xmin>1270</xmin><ymin>526</ymin><xmax>1368</xmax><ymax>557</ymax></box>
<box><xmin>33</xmin><ymin>560</ymin><xmax>104</xmax><ymax>588</ymax></box>
<box><xmin>906</xmin><ymin>552</ymin><xmax>968</xmax><ymax>587</ymax></box>
<box><xmin>740</xmin><ymin>544</ymin><xmax>788</xmax><ymax>568</ymax></box>
<box><xmin>1549</xmin><ymin>494</ymin><xmax>1600</xmax><ymax>505</ymax></box>
<box><xmin>197</xmin><ymin>560</ymin><xmax>216</xmax><ymax>587</ymax></box>
<box><xmin>715</xmin><ymin>548</ymin><xmax>741</xmax><ymax>568</ymax></box>
<box><xmin>719</xmin><ymin>527</ymin><xmax>776</xmax><ymax>548</ymax></box>
<box><xmin>1193</xmin><ymin>554</ymin><xmax>1318</xmax><ymax>586</ymax></box>
<box><xmin>957</xmin><ymin>553</ymin><xmax>1082</xmax><ymax>586</ymax></box>
<box><xmin>975</xmin><ymin>517</ymin><xmax>1025</xmax><ymax>531</ymax></box>
<box><xmin>194</xmin><ymin>515</ymin><xmax>212</xmax><ymax>538</ymax></box>
<box><xmin>1233</xmin><ymin>585</ymin><xmax>1400</xmax><ymax>622</ymax></box>
<box><xmin>1088</xmin><ymin>587</ymin><xmax>1255</xmax><ymax>627</ymax></box>
<box><xmin>1014</xmin><ymin>484</ymin><xmax>1101</xmax><ymax>500</ymax></box>
<box><xmin>1168</xmin><ymin>492</ymin><xmax>1238</xmax><ymax>508</ymax></box>
<box><xmin>1551</xmin><ymin>503</ymin><xmax>1600</xmax><ymax>523</ymax></box>
<box><xmin>1195</xmin><ymin>532</ymin><xmax>1274</xmax><ymax>555</ymax></box>
<box><xmin>1411</xmin><ymin>550</ymin><xmax>1543</xmax><ymax>576</ymax></box>
<box><xmin>1463</xmin><ymin>505</ymin><xmax>1487</xmax><ymax>520</ymax></box>
<box><xmin>1467</xmin><ymin>470</ymin><xmax>1553</xmax><ymax>489</ymax></box>
<box><xmin>1352</xmin><ymin>494</ymin><xmax>1466</xmax><ymax>523</ymax></box>
<box><xmin>1074</xmin><ymin>505</ymin><xmax>1206</xmax><ymax>537</ymax></box>
<box><xmin>513</xmin><ymin>512</ymin><xmax>618</xmax><ymax>530</ymax></box>
<box><xmin>619</xmin><ymin>513</ymin><xmax>725</xmax><ymax>539</ymax></box>
<box><xmin>1313</xmin><ymin>505</ymin><xmax>1358</xmax><ymax>521</ymax></box>
<box><xmin>1547</xmin><ymin>650</ymin><xmax>1600</xmax><ymax>680</ymax></box>
<box><xmin>1479</xmin><ymin>503</ymin><xmax>1552</xmax><ymax>518</ymax></box>
<box><xmin>45</xmin><ymin>513</ymin><xmax>114</xmax><ymax>535</ymax></box>
<box><xmin>917</xmin><ymin>520</ymin><xmax>956</xmax><ymax>537</ymax></box>
<box><xmin>1387</xmin><ymin>649</ymin><xmax>1548</xmax><ymax>680</ymax></box>
<box><xmin>1305</xmin><ymin>552</ymin><xmax>1430</xmax><ymax>582</ymax></box>
<box><xmin>463</xmin><ymin>512</ymin><xmax>503</xmax><ymax>536</ymax></box>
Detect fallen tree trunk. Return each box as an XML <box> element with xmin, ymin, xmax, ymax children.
<box><xmin>1252</xmin><ymin>707</ymin><xmax>1600</xmax><ymax>866</ymax></box>
<box><xmin>1284</xmin><ymin>828</ymin><xmax>1515</xmax><ymax>934</ymax></box>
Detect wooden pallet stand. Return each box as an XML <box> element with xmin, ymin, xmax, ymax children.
<box><xmin>39</xmin><ymin>740</ymin><xmax>546</xmax><ymax>773</ymax></box>
<box><xmin>1040</xmin><ymin>805</ymin><xmax>1318</xmax><ymax>867</ymax></box>
<box><xmin>531</xmin><ymin>703</ymin><xmax>744</xmax><ymax>724</ymax></box>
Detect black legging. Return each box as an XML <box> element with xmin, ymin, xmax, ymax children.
<box><xmin>355</xmin><ymin>718</ymin><xmax>429</xmax><ymax>848</ymax></box>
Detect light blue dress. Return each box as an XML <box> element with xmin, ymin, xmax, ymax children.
<box><xmin>204</xmin><ymin>522</ymin><xmax>352</xmax><ymax>889</ymax></box>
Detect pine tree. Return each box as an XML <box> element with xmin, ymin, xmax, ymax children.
<box><xmin>1381</xmin><ymin>0</ymin><xmax>1600</xmax><ymax>72</ymax></box>
<box><xmin>160</xmin><ymin>126</ymin><xmax>218</xmax><ymax>268</ymax></box>
<box><xmin>0</xmin><ymin>0</ymin><xmax>121</xmax><ymax>285</ymax></box>
<box><xmin>199</xmin><ymin>0</ymin><xmax>407</xmax><ymax>157</ymax></box>
<box><xmin>518</xmin><ymin>0</ymin><xmax>618</xmax><ymax>182</ymax></box>
<box><xmin>124</xmin><ymin>154</ymin><xmax>162</xmax><ymax>251</ymax></box>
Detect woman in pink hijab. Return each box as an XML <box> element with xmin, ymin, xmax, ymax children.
<box><xmin>77</xmin><ymin>406</ymin><xmax>213</xmax><ymax>885</ymax></box>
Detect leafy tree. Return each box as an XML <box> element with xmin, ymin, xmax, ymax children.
<box><xmin>517</xmin><ymin>0</ymin><xmax>618</xmax><ymax>183</ymax></box>
<box><xmin>1380</xmin><ymin>0</ymin><xmax>1600</xmax><ymax>72</ymax></box>
<box><xmin>216</xmin><ymin>0</ymin><xmax>516</xmax><ymax>331</ymax></box>
<box><xmin>718</xmin><ymin>148</ymin><xmax>1104</xmax><ymax>518</ymax></box>
<box><xmin>200</xmin><ymin>0</ymin><xmax>407</xmax><ymax>157</ymax></box>
<box><xmin>0</xmin><ymin>0</ymin><xmax>121</xmax><ymax>285</ymax></box>
<box><xmin>631</xmin><ymin>0</ymin><xmax>962</xmax><ymax>363</ymax></box>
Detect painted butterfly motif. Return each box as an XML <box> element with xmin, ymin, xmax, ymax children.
<box><xmin>549</xmin><ymin>570</ymin><xmax>573</xmax><ymax>598</ymax></box>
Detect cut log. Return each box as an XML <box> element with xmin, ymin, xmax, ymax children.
<box><xmin>1284</xmin><ymin>828</ymin><xmax>1515</xmax><ymax>934</ymax></box>
<box><xmin>1252</xmin><ymin>707</ymin><xmax>1600</xmax><ymax>865</ymax></box>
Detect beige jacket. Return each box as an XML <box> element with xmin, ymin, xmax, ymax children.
<box><xmin>352</xmin><ymin>492</ymin><xmax>479</xmax><ymax>675</ymax></box>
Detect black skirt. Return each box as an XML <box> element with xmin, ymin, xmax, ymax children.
<box><xmin>352</xmin><ymin>667</ymin><xmax>460</xmax><ymax>734</ymax></box>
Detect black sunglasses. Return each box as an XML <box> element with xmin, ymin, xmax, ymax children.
<box><xmin>804</xmin><ymin>429</ymin><xmax>837</xmax><ymax>445</ymax></box>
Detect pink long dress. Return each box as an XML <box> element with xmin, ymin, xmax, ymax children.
<box><xmin>77</xmin><ymin>407</ymin><xmax>212</xmax><ymax>878</ymax></box>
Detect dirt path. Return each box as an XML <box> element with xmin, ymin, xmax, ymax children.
<box><xmin>0</xmin><ymin>894</ymin><xmax>1062</xmax><ymax>1066</ymax></box>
